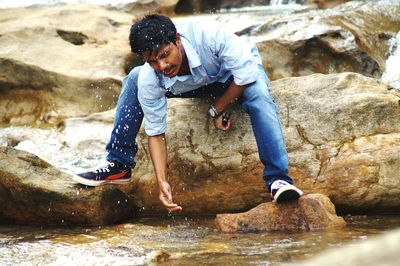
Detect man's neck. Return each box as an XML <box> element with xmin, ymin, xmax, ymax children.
<box><xmin>177</xmin><ymin>45</ymin><xmax>190</xmax><ymax>76</ymax></box>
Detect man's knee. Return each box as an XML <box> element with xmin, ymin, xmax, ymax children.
<box><xmin>243</xmin><ymin>80</ymin><xmax>274</xmax><ymax>105</ymax></box>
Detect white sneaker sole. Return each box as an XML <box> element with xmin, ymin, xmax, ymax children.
<box><xmin>72</xmin><ymin>174</ymin><xmax>131</xmax><ymax>187</ymax></box>
<box><xmin>274</xmin><ymin>184</ymin><xmax>303</xmax><ymax>203</ymax></box>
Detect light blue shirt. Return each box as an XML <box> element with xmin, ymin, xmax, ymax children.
<box><xmin>138</xmin><ymin>20</ymin><xmax>262</xmax><ymax>136</ymax></box>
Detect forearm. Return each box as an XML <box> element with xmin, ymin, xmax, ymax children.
<box><xmin>214</xmin><ymin>81</ymin><xmax>249</xmax><ymax>113</ymax></box>
<box><xmin>148</xmin><ymin>134</ymin><xmax>168</xmax><ymax>183</ymax></box>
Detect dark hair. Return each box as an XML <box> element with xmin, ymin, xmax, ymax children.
<box><xmin>129</xmin><ymin>14</ymin><xmax>177</xmax><ymax>55</ymax></box>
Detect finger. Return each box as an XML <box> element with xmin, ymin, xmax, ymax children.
<box><xmin>168</xmin><ymin>205</ymin><xmax>183</xmax><ymax>213</ymax></box>
<box><xmin>159</xmin><ymin>194</ymin><xmax>177</xmax><ymax>207</ymax></box>
<box><xmin>221</xmin><ymin>120</ymin><xmax>231</xmax><ymax>131</ymax></box>
<box><xmin>160</xmin><ymin>186</ymin><xmax>172</xmax><ymax>202</ymax></box>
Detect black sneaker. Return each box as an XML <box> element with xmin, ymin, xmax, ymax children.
<box><xmin>270</xmin><ymin>180</ymin><xmax>303</xmax><ymax>203</ymax></box>
<box><xmin>72</xmin><ymin>161</ymin><xmax>131</xmax><ymax>186</ymax></box>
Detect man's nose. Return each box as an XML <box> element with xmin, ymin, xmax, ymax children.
<box><xmin>158</xmin><ymin>59</ymin><xmax>168</xmax><ymax>72</ymax></box>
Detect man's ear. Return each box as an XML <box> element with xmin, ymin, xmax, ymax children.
<box><xmin>175</xmin><ymin>33</ymin><xmax>181</xmax><ymax>45</ymax></box>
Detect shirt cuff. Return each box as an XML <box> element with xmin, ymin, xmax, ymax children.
<box><xmin>231</xmin><ymin>62</ymin><xmax>260</xmax><ymax>86</ymax></box>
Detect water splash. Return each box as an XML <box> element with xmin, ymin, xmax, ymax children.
<box><xmin>382</xmin><ymin>32</ymin><xmax>400</xmax><ymax>90</ymax></box>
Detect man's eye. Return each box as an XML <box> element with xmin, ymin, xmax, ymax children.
<box><xmin>161</xmin><ymin>51</ymin><xmax>169</xmax><ymax>58</ymax></box>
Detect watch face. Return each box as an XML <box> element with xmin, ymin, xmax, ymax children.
<box><xmin>208</xmin><ymin>107</ymin><xmax>216</xmax><ymax>118</ymax></box>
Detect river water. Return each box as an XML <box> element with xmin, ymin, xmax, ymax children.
<box><xmin>1</xmin><ymin>215</ymin><xmax>399</xmax><ymax>265</ymax></box>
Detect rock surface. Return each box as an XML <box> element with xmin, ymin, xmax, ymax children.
<box><xmin>293</xmin><ymin>228</ymin><xmax>400</xmax><ymax>266</ymax></box>
<box><xmin>2</xmin><ymin>2</ymin><xmax>399</xmax><ymax>125</ymax></box>
<box><xmin>0</xmin><ymin>4</ymin><xmax>137</xmax><ymax>125</ymax></box>
<box><xmin>215</xmin><ymin>193</ymin><xmax>346</xmax><ymax>232</ymax></box>
<box><xmin>0</xmin><ymin>3</ymin><xmax>399</xmax><ymax>216</ymax></box>
<box><xmin>129</xmin><ymin>72</ymin><xmax>400</xmax><ymax>215</ymax></box>
<box><xmin>245</xmin><ymin>1</ymin><xmax>400</xmax><ymax>80</ymax></box>
<box><xmin>0</xmin><ymin>146</ymin><xmax>135</xmax><ymax>225</ymax></box>
<box><xmin>1</xmin><ymin>72</ymin><xmax>398</xmax><ymax>216</ymax></box>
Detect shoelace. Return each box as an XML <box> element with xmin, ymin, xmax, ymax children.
<box><xmin>271</xmin><ymin>181</ymin><xmax>289</xmax><ymax>191</ymax></box>
<box><xmin>94</xmin><ymin>162</ymin><xmax>115</xmax><ymax>173</ymax></box>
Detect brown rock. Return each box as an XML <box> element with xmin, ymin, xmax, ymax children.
<box><xmin>215</xmin><ymin>194</ymin><xmax>346</xmax><ymax>233</ymax></box>
<box><xmin>242</xmin><ymin>1</ymin><xmax>400</xmax><ymax>80</ymax></box>
<box><xmin>2</xmin><ymin>72</ymin><xmax>398</xmax><ymax>216</ymax></box>
<box><xmin>304</xmin><ymin>0</ymin><xmax>351</xmax><ymax>9</ymax></box>
<box><xmin>175</xmin><ymin>0</ymin><xmax>269</xmax><ymax>13</ymax></box>
<box><xmin>128</xmin><ymin>72</ymin><xmax>400</xmax><ymax>216</ymax></box>
<box><xmin>0</xmin><ymin>4</ymin><xmax>137</xmax><ymax>125</ymax></box>
<box><xmin>0</xmin><ymin>146</ymin><xmax>136</xmax><ymax>225</ymax></box>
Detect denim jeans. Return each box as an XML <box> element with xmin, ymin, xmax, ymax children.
<box><xmin>106</xmin><ymin>65</ymin><xmax>293</xmax><ymax>191</ymax></box>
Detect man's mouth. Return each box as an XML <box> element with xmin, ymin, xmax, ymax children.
<box><xmin>164</xmin><ymin>67</ymin><xmax>174</xmax><ymax>76</ymax></box>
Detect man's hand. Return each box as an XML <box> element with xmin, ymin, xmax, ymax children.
<box><xmin>214</xmin><ymin>112</ymin><xmax>232</xmax><ymax>131</ymax></box>
<box><xmin>158</xmin><ymin>180</ymin><xmax>182</xmax><ymax>213</ymax></box>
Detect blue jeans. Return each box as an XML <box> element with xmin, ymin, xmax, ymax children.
<box><xmin>106</xmin><ymin>65</ymin><xmax>293</xmax><ymax>191</ymax></box>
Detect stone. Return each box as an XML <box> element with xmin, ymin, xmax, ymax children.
<box><xmin>304</xmin><ymin>0</ymin><xmax>351</xmax><ymax>9</ymax></box>
<box><xmin>116</xmin><ymin>0</ymin><xmax>180</xmax><ymax>15</ymax></box>
<box><xmin>240</xmin><ymin>1</ymin><xmax>400</xmax><ymax>80</ymax></box>
<box><xmin>0</xmin><ymin>4</ymin><xmax>138</xmax><ymax>125</ymax></box>
<box><xmin>1</xmin><ymin>72</ymin><xmax>398</xmax><ymax>216</ymax></box>
<box><xmin>129</xmin><ymin>72</ymin><xmax>400</xmax><ymax>216</ymax></box>
<box><xmin>0</xmin><ymin>146</ymin><xmax>136</xmax><ymax>225</ymax></box>
<box><xmin>215</xmin><ymin>193</ymin><xmax>346</xmax><ymax>232</ymax></box>
<box><xmin>293</xmin><ymin>228</ymin><xmax>400</xmax><ymax>266</ymax></box>
<box><xmin>1</xmin><ymin>3</ymin><xmax>399</xmax><ymax>216</ymax></box>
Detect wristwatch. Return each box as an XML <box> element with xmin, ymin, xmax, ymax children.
<box><xmin>208</xmin><ymin>105</ymin><xmax>222</xmax><ymax>118</ymax></box>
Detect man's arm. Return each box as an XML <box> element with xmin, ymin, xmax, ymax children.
<box><xmin>148</xmin><ymin>134</ymin><xmax>182</xmax><ymax>212</ymax></box>
<box><xmin>213</xmin><ymin>81</ymin><xmax>250</xmax><ymax>131</ymax></box>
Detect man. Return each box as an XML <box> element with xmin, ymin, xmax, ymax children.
<box><xmin>73</xmin><ymin>14</ymin><xmax>303</xmax><ymax>212</ymax></box>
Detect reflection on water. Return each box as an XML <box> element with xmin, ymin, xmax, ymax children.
<box><xmin>1</xmin><ymin>215</ymin><xmax>399</xmax><ymax>265</ymax></box>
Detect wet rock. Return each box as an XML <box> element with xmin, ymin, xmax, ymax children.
<box><xmin>116</xmin><ymin>0</ymin><xmax>179</xmax><ymax>15</ymax></box>
<box><xmin>241</xmin><ymin>1</ymin><xmax>400</xmax><ymax>80</ymax></box>
<box><xmin>304</xmin><ymin>0</ymin><xmax>351</xmax><ymax>9</ymax></box>
<box><xmin>129</xmin><ymin>72</ymin><xmax>400</xmax><ymax>216</ymax></box>
<box><xmin>175</xmin><ymin>0</ymin><xmax>268</xmax><ymax>13</ymax></box>
<box><xmin>272</xmin><ymin>73</ymin><xmax>400</xmax><ymax>214</ymax></box>
<box><xmin>293</xmin><ymin>228</ymin><xmax>400</xmax><ymax>266</ymax></box>
<box><xmin>215</xmin><ymin>194</ymin><xmax>345</xmax><ymax>232</ymax></box>
<box><xmin>0</xmin><ymin>146</ymin><xmax>135</xmax><ymax>225</ymax></box>
<box><xmin>0</xmin><ymin>4</ymin><xmax>138</xmax><ymax>125</ymax></box>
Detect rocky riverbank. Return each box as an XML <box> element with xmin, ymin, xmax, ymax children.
<box><xmin>0</xmin><ymin>1</ymin><xmax>399</xmax><ymax>222</ymax></box>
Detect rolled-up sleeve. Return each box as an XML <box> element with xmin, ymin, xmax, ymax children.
<box><xmin>138</xmin><ymin>65</ymin><xmax>167</xmax><ymax>136</ymax></box>
<box><xmin>210</xmin><ymin>23</ymin><xmax>260</xmax><ymax>86</ymax></box>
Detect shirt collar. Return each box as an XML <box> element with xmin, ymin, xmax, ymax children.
<box><xmin>163</xmin><ymin>35</ymin><xmax>201</xmax><ymax>88</ymax></box>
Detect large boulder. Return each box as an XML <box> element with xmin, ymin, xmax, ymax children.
<box><xmin>215</xmin><ymin>193</ymin><xmax>346</xmax><ymax>232</ymax></box>
<box><xmin>116</xmin><ymin>0</ymin><xmax>180</xmax><ymax>15</ymax></box>
<box><xmin>238</xmin><ymin>1</ymin><xmax>400</xmax><ymax>80</ymax></box>
<box><xmin>0</xmin><ymin>146</ymin><xmax>136</xmax><ymax>225</ymax></box>
<box><xmin>129</xmin><ymin>72</ymin><xmax>400</xmax><ymax>215</ymax></box>
<box><xmin>175</xmin><ymin>0</ymin><xmax>270</xmax><ymax>13</ymax></box>
<box><xmin>0</xmin><ymin>4</ymin><xmax>138</xmax><ymax>125</ymax></box>
<box><xmin>1</xmin><ymin>72</ymin><xmax>398</xmax><ymax>216</ymax></box>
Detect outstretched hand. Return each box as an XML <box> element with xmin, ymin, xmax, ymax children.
<box><xmin>214</xmin><ymin>112</ymin><xmax>232</xmax><ymax>131</ymax></box>
<box><xmin>158</xmin><ymin>180</ymin><xmax>182</xmax><ymax>213</ymax></box>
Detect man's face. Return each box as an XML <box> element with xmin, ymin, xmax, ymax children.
<box><xmin>143</xmin><ymin>34</ymin><xmax>184</xmax><ymax>78</ymax></box>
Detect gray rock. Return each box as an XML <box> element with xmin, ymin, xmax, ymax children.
<box><xmin>0</xmin><ymin>146</ymin><xmax>135</xmax><ymax>225</ymax></box>
<box><xmin>240</xmin><ymin>1</ymin><xmax>400</xmax><ymax>80</ymax></box>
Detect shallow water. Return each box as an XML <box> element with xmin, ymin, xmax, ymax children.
<box><xmin>1</xmin><ymin>215</ymin><xmax>399</xmax><ymax>265</ymax></box>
